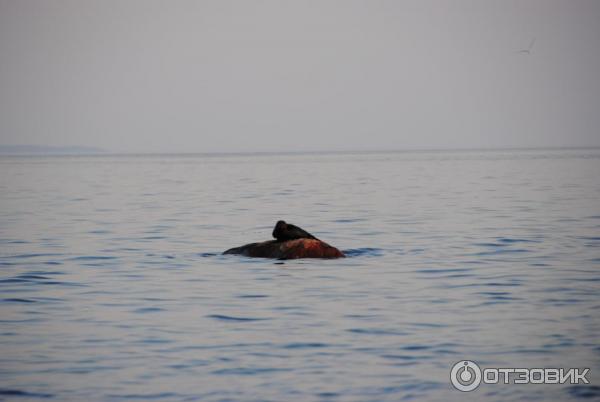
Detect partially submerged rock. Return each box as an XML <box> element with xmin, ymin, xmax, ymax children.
<box><xmin>224</xmin><ymin>238</ymin><xmax>345</xmax><ymax>260</ymax></box>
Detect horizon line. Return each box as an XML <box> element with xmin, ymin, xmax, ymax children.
<box><xmin>1</xmin><ymin>144</ymin><xmax>600</xmax><ymax>156</ymax></box>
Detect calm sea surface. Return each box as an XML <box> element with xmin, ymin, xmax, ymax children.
<box><xmin>1</xmin><ymin>149</ymin><xmax>599</xmax><ymax>401</ymax></box>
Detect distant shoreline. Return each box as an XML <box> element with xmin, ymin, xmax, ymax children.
<box><xmin>1</xmin><ymin>145</ymin><xmax>598</xmax><ymax>157</ymax></box>
<box><xmin>0</xmin><ymin>145</ymin><xmax>106</xmax><ymax>156</ymax></box>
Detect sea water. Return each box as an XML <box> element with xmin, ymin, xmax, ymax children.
<box><xmin>0</xmin><ymin>149</ymin><xmax>599</xmax><ymax>401</ymax></box>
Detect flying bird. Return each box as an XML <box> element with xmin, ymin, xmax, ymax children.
<box><xmin>517</xmin><ymin>37</ymin><xmax>536</xmax><ymax>55</ymax></box>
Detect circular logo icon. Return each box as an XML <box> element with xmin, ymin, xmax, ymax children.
<box><xmin>450</xmin><ymin>360</ymin><xmax>482</xmax><ymax>392</ymax></box>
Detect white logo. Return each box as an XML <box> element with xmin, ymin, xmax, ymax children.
<box><xmin>450</xmin><ymin>361</ymin><xmax>591</xmax><ymax>392</ymax></box>
<box><xmin>450</xmin><ymin>360</ymin><xmax>482</xmax><ymax>392</ymax></box>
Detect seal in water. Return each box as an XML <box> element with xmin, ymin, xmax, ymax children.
<box><xmin>223</xmin><ymin>238</ymin><xmax>344</xmax><ymax>259</ymax></box>
<box><xmin>272</xmin><ymin>220</ymin><xmax>317</xmax><ymax>241</ymax></box>
<box><xmin>224</xmin><ymin>220</ymin><xmax>344</xmax><ymax>259</ymax></box>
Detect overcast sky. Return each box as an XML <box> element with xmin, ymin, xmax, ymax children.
<box><xmin>0</xmin><ymin>0</ymin><xmax>599</xmax><ymax>153</ymax></box>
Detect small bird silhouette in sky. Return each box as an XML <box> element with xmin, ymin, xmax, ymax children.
<box><xmin>517</xmin><ymin>37</ymin><xmax>536</xmax><ymax>55</ymax></box>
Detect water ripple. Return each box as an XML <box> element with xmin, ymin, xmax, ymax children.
<box><xmin>567</xmin><ymin>385</ymin><xmax>600</xmax><ymax>399</ymax></box>
<box><xmin>2</xmin><ymin>298</ymin><xmax>37</xmax><ymax>303</ymax></box>
<box><xmin>212</xmin><ymin>367</ymin><xmax>293</xmax><ymax>376</ymax></box>
<box><xmin>343</xmin><ymin>248</ymin><xmax>384</xmax><ymax>257</ymax></box>
<box><xmin>0</xmin><ymin>389</ymin><xmax>54</xmax><ymax>398</ymax></box>
<box><xmin>107</xmin><ymin>392</ymin><xmax>181</xmax><ymax>400</ymax></box>
<box><xmin>282</xmin><ymin>342</ymin><xmax>330</xmax><ymax>349</ymax></box>
<box><xmin>207</xmin><ymin>314</ymin><xmax>270</xmax><ymax>322</ymax></box>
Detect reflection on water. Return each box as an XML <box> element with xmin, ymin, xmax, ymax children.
<box><xmin>0</xmin><ymin>149</ymin><xmax>599</xmax><ymax>401</ymax></box>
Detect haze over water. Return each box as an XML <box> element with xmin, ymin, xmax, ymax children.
<box><xmin>1</xmin><ymin>148</ymin><xmax>599</xmax><ymax>401</ymax></box>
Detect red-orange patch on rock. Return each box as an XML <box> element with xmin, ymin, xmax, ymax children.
<box><xmin>224</xmin><ymin>239</ymin><xmax>345</xmax><ymax>259</ymax></box>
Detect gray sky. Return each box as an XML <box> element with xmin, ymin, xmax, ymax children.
<box><xmin>1</xmin><ymin>0</ymin><xmax>599</xmax><ymax>153</ymax></box>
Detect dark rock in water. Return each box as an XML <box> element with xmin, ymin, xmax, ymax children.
<box><xmin>272</xmin><ymin>220</ymin><xmax>317</xmax><ymax>241</ymax></box>
<box><xmin>224</xmin><ymin>220</ymin><xmax>344</xmax><ymax>259</ymax></box>
<box><xmin>224</xmin><ymin>238</ymin><xmax>345</xmax><ymax>259</ymax></box>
